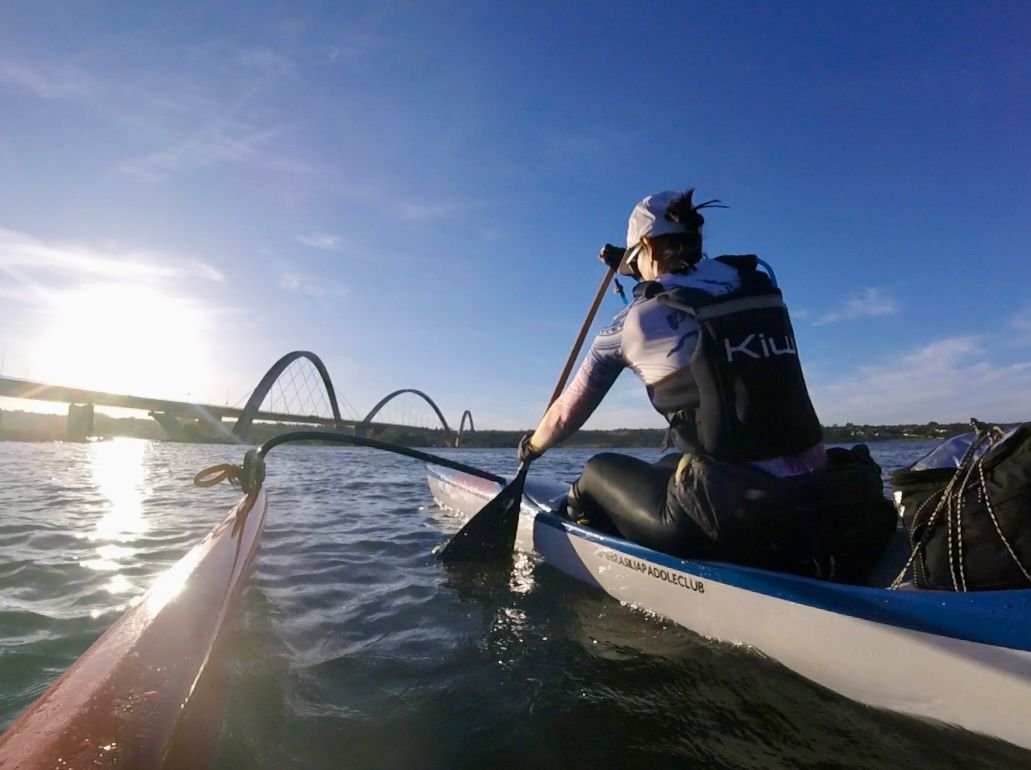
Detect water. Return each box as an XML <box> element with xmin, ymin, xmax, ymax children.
<box><xmin>1</xmin><ymin>439</ymin><xmax>1028</xmax><ymax>769</ymax></box>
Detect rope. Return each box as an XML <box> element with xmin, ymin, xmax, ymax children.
<box><xmin>894</xmin><ymin>493</ymin><xmax>937</xmax><ymax>589</ymax></box>
<box><xmin>891</xmin><ymin>420</ymin><xmax>989</xmax><ymax>589</ymax></box>
<box><xmin>979</xmin><ymin>450</ymin><xmax>1031</xmax><ymax>583</ymax></box>
<box><xmin>194</xmin><ymin>463</ymin><xmax>244</xmax><ymax>488</ymax></box>
<box><xmin>947</xmin><ymin>445</ymin><xmax>983</xmax><ymax>591</ymax></box>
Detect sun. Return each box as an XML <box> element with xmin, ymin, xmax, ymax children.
<box><xmin>30</xmin><ymin>283</ymin><xmax>212</xmax><ymax>399</ymax></box>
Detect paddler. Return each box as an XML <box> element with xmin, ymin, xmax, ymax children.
<box><xmin>518</xmin><ymin>189</ymin><xmax>896</xmax><ymax>582</ymax></box>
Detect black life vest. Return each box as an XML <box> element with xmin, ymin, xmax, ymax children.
<box><xmin>642</xmin><ymin>255</ymin><xmax>823</xmax><ymax>462</ymax></box>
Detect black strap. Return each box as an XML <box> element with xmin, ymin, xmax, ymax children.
<box><xmin>632</xmin><ymin>280</ymin><xmax>665</xmax><ymax>300</ymax></box>
<box><xmin>714</xmin><ymin>254</ymin><xmax>759</xmax><ymax>272</ymax></box>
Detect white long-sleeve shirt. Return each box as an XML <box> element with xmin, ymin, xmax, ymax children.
<box><xmin>534</xmin><ymin>259</ymin><xmax>826</xmax><ymax>477</ymax></box>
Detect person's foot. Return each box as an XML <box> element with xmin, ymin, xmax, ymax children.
<box><xmin>562</xmin><ymin>488</ymin><xmax>593</xmax><ymax>525</ymax></box>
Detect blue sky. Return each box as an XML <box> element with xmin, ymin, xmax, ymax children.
<box><xmin>1</xmin><ymin>1</ymin><xmax>1029</xmax><ymax>430</ymax></box>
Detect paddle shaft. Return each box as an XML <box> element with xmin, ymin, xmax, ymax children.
<box><xmin>546</xmin><ymin>266</ymin><xmax>616</xmax><ymax>408</ymax></box>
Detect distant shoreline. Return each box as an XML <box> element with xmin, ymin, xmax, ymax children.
<box><xmin>0</xmin><ymin>406</ymin><xmax>999</xmax><ymax>447</ymax></box>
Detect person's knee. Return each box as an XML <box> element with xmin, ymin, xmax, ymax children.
<box><xmin>579</xmin><ymin>452</ymin><xmax>634</xmax><ymax>491</ymax></box>
<box><xmin>582</xmin><ymin>452</ymin><xmax>628</xmax><ymax>475</ymax></box>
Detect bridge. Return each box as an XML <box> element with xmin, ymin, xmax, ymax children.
<box><xmin>0</xmin><ymin>351</ymin><xmax>476</xmax><ymax>446</ymax></box>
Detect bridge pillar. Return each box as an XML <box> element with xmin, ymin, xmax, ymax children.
<box><xmin>149</xmin><ymin>411</ymin><xmax>184</xmax><ymax>441</ymax></box>
<box><xmin>194</xmin><ymin>415</ymin><xmax>228</xmax><ymax>441</ymax></box>
<box><xmin>67</xmin><ymin>403</ymin><xmax>94</xmax><ymax>441</ymax></box>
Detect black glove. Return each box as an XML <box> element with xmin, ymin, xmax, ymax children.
<box><xmin>599</xmin><ymin>243</ymin><xmax>626</xmax><ymax>271</ymax></box>
<box><xmin>517</xmin><ymin>433</ymin><xmax>543</xmax><ymax>465</ymax></box>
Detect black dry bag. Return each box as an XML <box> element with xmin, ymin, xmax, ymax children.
<box><xmin>891</xmin><ymin>423</ymin><xmax>1031</xmax><ymax>590</ymax></box>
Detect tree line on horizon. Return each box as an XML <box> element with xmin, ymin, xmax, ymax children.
<box><xmin>0</xmin><ymin>407</ymin><xmax>1001</xmax><ymax>447</ymax></box>
<box><xmin>446</xmin><ymin>421</ymin><xmax>977</xmax><ymax>449</ymax></box>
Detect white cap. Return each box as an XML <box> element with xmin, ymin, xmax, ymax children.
<box><xmin>619</xmin><ymin>191</ymin><xmax>691</xmax><ymax>276</ymax></box>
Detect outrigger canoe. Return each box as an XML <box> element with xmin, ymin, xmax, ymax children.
<box><xmin>427</xmin><ymin>465</ymin><xmax>1031</xmax><ymax>754</ymax></box>
<box><xmin>0</xmin><ymin>489</ymin><xmax>267</xmax><ymax>769</ymax></box>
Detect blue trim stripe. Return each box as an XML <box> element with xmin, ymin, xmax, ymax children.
<box><xmin>428</xmin><ymin>466</ymin><xmax>1031</xmax><ymax>653</ymax></box>
<box><xmin>536</xmin><ymin>514</ymin><xmax>1031</xmax><ymax>653</ymax></box>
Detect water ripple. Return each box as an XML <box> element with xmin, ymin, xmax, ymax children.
<box><xmin>1</xmin><ymin>439</ymin><xmax>1028</xmax><ymax>768</ymax></box>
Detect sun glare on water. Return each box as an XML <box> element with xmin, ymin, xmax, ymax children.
<box><xmin>30</xmin><ymin>284</ymin><xmax>211</xmax><ymax>399</ymax></box>
<box><xmin>84</xmin><ymin>437</ymin><xmax>149</xmax><ymax>605</ymax></box>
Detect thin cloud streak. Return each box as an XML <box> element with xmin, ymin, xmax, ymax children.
<box><xmin>235</xmin><ymin>48</ymin><xmax>294</xmax><ymax>78</ymax></box>
<box><xmin>0</xmin><ymin>54</ymin><xmax>319</xmax><ymax>198</ymax></box>
<box><xmin>0</xmin><ymin>53</ymin><xmax>217</xmax><ymax>129</ymax></box>
<box><xmin>397</xmin><ymin>200</ymin><xmax>468</xmax><ymax>222</ymax></box>
<box><xmin>814</xmin><ymin>287</ymin><xmax>899</xmax><ymax>325</ymax></box>
<box><xmin>0</xmin><ymin>57</ymin><xmax>99</xmax><ymax>101</ymax></box>
<box><xmin>541</xmin><ymin>125</ymin><xmax>641</xmax><ymax>161</ymax></box>
<box><xmin>4</xmin><ymin>54</ymin><xmax>466</xmax><ymax>216</ymax></box>
<box><xmin>119</xmin><ymin>125</ymin><xmax>288</xmax><ymax>181</ymax></box>
<box><xmin>0</xmin><ymin>227</ymin><xmax>224</xmax><ymax>290</ymax></box>
<box><xmin>1010</xmin><ymin>307</ymin><xmax>1031</xmax><ymax>344</ymax></box>
<box><xmin>0</xmin><ymin>53</ymin><xmax>314</xmax><ymax>184</ymax></box>
<box><xmin>296</xmin><ymin>233</ymin><xmax>343</xmax><ymax>251</ymax></box>
<box><xmin>280</xmin><ymin>271</ymin><xmax>349</xmax><ymax>298</ymax></box>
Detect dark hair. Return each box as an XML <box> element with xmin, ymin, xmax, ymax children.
<box><xmin>653</xmin><ymin>189</ymin><xmax>727</xmax><ymax>273</ymax></box>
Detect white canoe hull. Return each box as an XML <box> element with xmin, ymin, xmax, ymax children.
<box><xmin>428</xmin><ymin>467</ymin><xmax>1031</xmax><ymax>754</ymax></box>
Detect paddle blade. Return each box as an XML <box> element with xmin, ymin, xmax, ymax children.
<box><xmin>438</xmin><ymin>464</ymin><xmax>529</xmax><ymax>563</ymax></box>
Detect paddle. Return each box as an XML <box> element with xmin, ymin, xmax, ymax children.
<box><xmin>439</xmin><ymin>265</ymin><xmax>616</xmax><ymax>563</ymax></box>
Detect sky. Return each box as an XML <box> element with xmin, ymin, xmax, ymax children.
<box><xmin>1</xmin><ymin>0</ymin><xmax>1029</xmax><ymax>431</ymax></box>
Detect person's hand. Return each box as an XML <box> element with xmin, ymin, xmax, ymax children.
<box><xmin>599</xmin><ymin>243</ymin><xmax>626</xmax><ymax>271</ymax></box>
<box><xmin>517</xmin><ymin>433</ymin><xmax>543</xmax><ymax>465</ymax></box>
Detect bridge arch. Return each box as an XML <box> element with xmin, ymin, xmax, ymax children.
<box><xmin>456</xmin><ymin>410</ymin><xmax>475</xmax><ymax>447</ymax></box>
<box><xmin>233</xmin><ymin>351</ymin><xmax>343</xmax><ymax>441</ymax></box>
<box><xmin>359</xmin><ymin>389</ymin><xmax>451</xmax><ymax>435</ymax></box>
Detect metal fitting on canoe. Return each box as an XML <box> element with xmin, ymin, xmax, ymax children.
<box><xmin>240</xmin><ymin>449</ymin><xmax>265</xmax><ymax>494</ymax></box>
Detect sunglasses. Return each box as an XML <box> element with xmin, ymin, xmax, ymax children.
<box><xmin>624</xmin><ymin>243</ymin><xmax>643</xmax><ymax>281</ymax></box>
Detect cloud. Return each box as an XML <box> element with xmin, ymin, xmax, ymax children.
<box><xmin>811</xmin><ymin>335</ymin><xmax>1031</xmax><ymax>425</ymax></box>
<box><xmin>295</xmin><ymin>233</ymin><xmax>344</xmax><ymax>251</ymax></box>
<box><xmin>541</xmin><ymin>126</ymin><xmax>641</xmax><ymax>161</ymax></box>
<box><xmin>396</xmin><ymin>199</ymin><xmax>468</xmax><ymax>223</ymax></box>
<box><xmin>119</xmin><ymin>125</ymin><xmax>289</xmax><ymax>181</ymax></box>
<box><xmin>189</xmin><ymin>261</ymin><xmax>225</xmax><ymax>282</ymax></box>
<box><xmin>0</xmin><ymin>53</ymin><xmax>212</xmax><ymax>133</ymax></box>
<box><xmin>1010</xmin><ymin>307</ymin><xmax>1031</xmax><ymax>344</ymax></box>
<box><xmin>236</xmin><ymin>48</ymin><xmax>294</xmax><ymax>78</ymax></box>
<box><xmin>319</xmin><ymin>184</ymin><xmax>474</xmax><ymax>227</ymax></box>
<box><xmin>0</xmin><ymin>57</ymin><xmax>99</xmax><ymax>101</ymax></box>
<box><xmin>280</xmin><ymin>271</ymin><xmax>349</xmax><ymax>298</ymax></box>
<box><xmin>1</xmin><ymin>51</ymin><xmax>316</xmax><ymax>182</ymax></box>
<box><xmin>0</xmin><ymin>227</ymin><xmax>223</xmax><ymax>299</ymax></box>
<box><xmin>0</xmin><ymin>228</ymin><xmax>234</xmax><ymax>396</ymax></box>
<box><xmin>21</xmin><ymin>52</ymin><xmax>305</xmax><ymax>181</ymax></box>
<box><xmin>813</xmin><ymin>287</ymin><xmax>899</xmax><ymax>325</ymax></box>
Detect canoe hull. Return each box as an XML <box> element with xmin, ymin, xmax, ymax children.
<box><xmin>428</xmin><ymin>467</ymin><xmax>1031</xmax><ymax>753</ymax></box>
<box><xmin>0</xmin><ymin>489</ymin><xmax>267</xmax><ymax>769</ymax></box>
